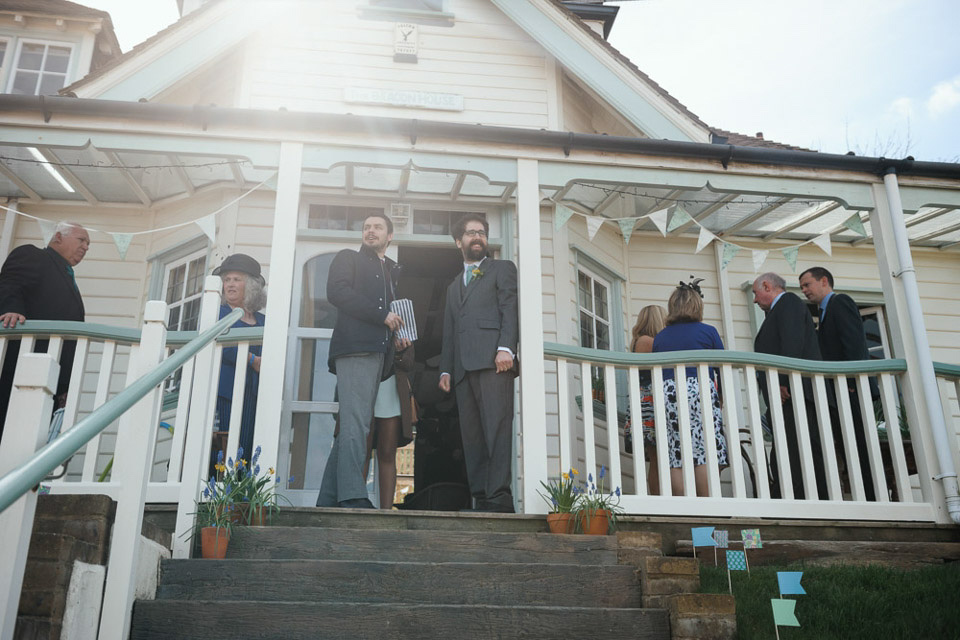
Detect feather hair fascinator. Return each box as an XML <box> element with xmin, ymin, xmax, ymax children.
<box><xmin>677</xmin><ymin>275</ymin><xmax>705</xmax><ymax>298</ymax></box>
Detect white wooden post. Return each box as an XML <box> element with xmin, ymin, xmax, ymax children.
<box><xmin>254</xmin><ymin>142</ymin><xmax>303</xmax><ymax>484</ymax></box>
<box><xmin>98</xmin><ymin>301</ymin><xmax>168</xmax><ymax>640</ymax></box>
<box><xmin>172</xmin><ymin>277</ymin><xmax>222</xmax><ymax>558</ymax></box>
<box><xmin>0</xmin><ymin>353</ymin><xmax>58</xmax><ymax>640</ymax></box>
<box><xmin>516</xmin><ymin>157</ymin><xmax>548</xmax><ymax>514</ymax></box>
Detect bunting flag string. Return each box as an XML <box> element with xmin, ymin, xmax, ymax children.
<box><xmin>648</xmin><ymin>207</ymin><xmax>669</xmax><ymax>236</ymax></box>
<box><xmin>554</xmin><ymin>204</ymin><xmax>576</xmax><ymax>231</ymax></box>
<box><xmin>617</xmin><ymin>218</ymin><xmax>637</xmax><ymax>244</ymax></box>
<box><xmin>811</xmin><ymin>232</ymin><xmax>832</xmax><ymax>256</ymax></box>
<box><xmin>37</xmin><ymin>219</ymin><xmax>58</xmax><ymax>246</ymax></box>
<box><xmin>695</xmin><ymin>225</ymin><xmax>715</xmax><ymax>253</ymax></box>
<box><xmin>111</xmin><ymin>233</ymin><xmax>133</xmax><ymax>260</ymax></box>
<box><xmin>752</xmin><ymin>249</ymin><xmax>769</xmax><ymax>273</ymax></box>
<box><xmin>783</xmin><ymin>246</ymin><xmax>800</xmax><ymax>272</ymax></box>
<box><xmin>585</xmin><ymin>215</ymin><xmax>604</xmax><ymax>241</ymax></box>
<box><xmin>195</xmin><ymin>214</ymin><xmax>217</xmax><ymax>244</ymax></box>
<box><xmin>720</xmin><ymin>242</ymin><xmax>740</xmax><ymax>270</ymax></box>
<box><xmin>666</xmin><ymin>205</ymin><xmax>691</xmax><ymax>233</ymax></box>
<box><xmin>843</xmin><ymin>213</ymin><xmax>867</xmax><ymax>237</ymax></box>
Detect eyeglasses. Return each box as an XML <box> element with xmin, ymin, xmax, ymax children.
<box><xmin>463</xmin><ymin>229</ymin><xmax>487</xmax><ymax>238</ymax></box>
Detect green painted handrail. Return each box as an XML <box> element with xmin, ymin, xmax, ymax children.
<box><xmin>0</xmin><ymin>320</ymin><xmax>263</xmax><ymax>347</ymax></box>
<box><xmin>544</xmin><ymin>342</ymin><xmax>909</xmax><ymax>376</ymax></box>
<box><xmin>934</xmin><ymin>362</ymin><xmax>960</xmax><ymax>379</ymax></box>
<box><xmin>0</xmin><ymin>308</ymin><xmax>242</xmax><ymax>515</ymax></box>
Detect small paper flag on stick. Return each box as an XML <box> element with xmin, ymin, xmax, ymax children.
<box><xmin>585</xmin><ymin>216</ymin><xmax>604</xmax><ymax>240</ymax></box>
<box><xmin>782</xmin><ymin>246</ymin><xmax>799</xmax><ymax>272</ymax></box>
<box><xmin>695</xmin><ymin>225</ymin><xmax>715</xmax><ymax>253</ymax></box>
<box><xmin>751</xmin><ymin>249</ymin><xmax>769</xmax><ymax>273</ymax></box>
<box><xmin>777</xmin><ymin>571</ymin><xmax>805</xmax><ymax>596</ymax></box>
<box><xmin>667</xmin><ymin>205</ymin><xmax>691</xmax><ymax>233</ymax></box>
<box><xmin>111</xmin><ymin>232</ymin><xmax>134</xmax><ymax>260</ymax></box>
<box><xmin>811</xmin><ymin>232</ymin><xmax>832</xmax><ymax>255</ymax></box>
<box><xmin>38</xmin><ymin>219</ymin><xmax>58</xmax><ymax>246</ymax></box>
<box><xmin>196</xmin><ymin>213</ymin><xmax>217</xmax><ymax>243</ymax></box>
<box><xmin>691</xmin><ymin>526</ymin><xmax>716</xmax><ymax>560</ymax></box>
<box><xmin>771</xmin><ymin>598</ymin><xmax>801</xmax><ymax>630</ymax></box>
<box><xmin>741</xmin><ymin>529</ymin><xmax>762</xmax><ymax>549</ymax></box>
<box><xmin>712</xmin><ymin>529</ymin><xmax>729</xmax><ymax>565</ymax></box>
<box><xmin>647</xmin><ymin>207</ymin><xmax>669</xmax><ymax>236</ymax></box>
<box><xmin>725</xmin><ymin>550</ymin><xmax>747</xmax><ymax>593</ymax></box>
<box><xmin>720</xmin><ymin>242</ymin><xmax>740</xmax><ymax>270</ymax></box>
<box><xmin>843</xmin><ymin>213</ymin><xmax>867</xmax><ymax>237</ymax></box>
<box><xmin>617</xmin><ymin>217</ymin><xmax>637</xmax><ymax>244</ymax></box>
<box><xmin>555</xmin><ymin>204</ymin><xmax>575</xmax><ymax>230</ymax></box>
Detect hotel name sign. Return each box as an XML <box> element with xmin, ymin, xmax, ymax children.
<box><xmin>344</xmin><ymin>87</ymin><xmax>464</xmax><ymax>112</ymax></box>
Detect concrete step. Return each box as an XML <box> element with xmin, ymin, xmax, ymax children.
<box><xmin>227</xmin><ymin>525</ymin><xmax>620</xmax><ymax>564</ymax></box>
<box><xmin>156</xmin><ymin>559</ymin><xmax>641</xmax><ymax>608</ymax></box>
<box><xmin>131</xmin><ymin>601</ymin><xmax>670</xmax><ymax>640</ymax></box>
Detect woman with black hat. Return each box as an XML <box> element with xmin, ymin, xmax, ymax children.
<box><xmin>211</xmin><ymin>253</ymin><xmax>267</xmax><ymax>466</ymax></box>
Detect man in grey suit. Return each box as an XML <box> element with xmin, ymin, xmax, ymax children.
<box><xmin>439</xmin><ymin>214</ymin><xmax>518</xmax><ymax>513</ymax></box>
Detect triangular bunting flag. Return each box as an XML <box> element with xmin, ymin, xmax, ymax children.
<box><xmin>751</xmin><ymin>249</ymin><xmax>769</xmax><ymax>273</ymax></box>
<box><xmin>666</xmin><ymin>206</ymin><xmax>691</xmax><ymax>233</ymax></box>
<box><xmin>843</xmin><ymin>213</ymin><xmax>867</xmax><ymax>237</ymax></box>
<box><xmin>647</xmin><ymin>207</ymin><xmax>669</xmax><ymax>237</ymax></box>
<box><xmin>111</xmin><ymin>233</ymin><xmax>134</xmax><ymax>260</ymax></box>
<box><xmin>585</xmin><ymin>216</ymin><xmax>604</xmax><ymax>240</ymax></box>
<box><xmin>720</xmin><ymin>242</ymin><xmax>740</xmax><ymax>270</ymax></box>
<box><xmin>812</xmin><ymin>232</ymin><xmax>832</xmax><ymax>255</ymax></box>
<box><xmin>555</xmin><ymin>204</ymin><xmax>575</xmax><ymax>231</ymax></box>
<box><xmin>783</xmin><ymin>246</ymin><xmax>800</xmax><ymax>272</ymax></box>
<box><xmin>196</xmin><ymin>213</ymin><xmax>217</xmax><ymax>243</ymax></box>
<box><xmin>695</xmin><ymin>225</ymin><xmax>715</xmax><ymax>253</ymax></box>
<box><xmin>617</xmin><ymin>218</ymin><xmax>637</xmax><ymax>244</ymax></box>
<box><xmin>38</xmin><ymin>219</ymin><xmax>58</xmax><ymax>246</ymax></box>
<box><xmin>263</xmin><ymin>171</ymin><xmax>279</xmax><ymax>190</ymax></box>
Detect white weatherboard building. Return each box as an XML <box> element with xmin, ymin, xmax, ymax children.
<box><xmin>1</xmin><ymin>0</ymin><xmax>959</xmax><ymax>552</ymax></box>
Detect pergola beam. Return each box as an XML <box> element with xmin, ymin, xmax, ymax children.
<box><xmin>228</xmin><ymin>161</ymin><xmax>246</xmax><ymax>188</ymax></box>
<box><xmin>592</xmin><ymin>189</ymin><xmax>620</xmax><ymax>216</ymax></box>
<box><xmin>167</xmin><ymin>154</ymin><xmax>196</xmax><ymax>196</ymax></box>
<box><xmin>103</xmin><ymin>150</ymin><xmax>152</xmax><ymax>207</ymax></box>
<box><xmin>853</xmin><ymin>207</ymin><xmax>954</xmax><ymax>246</ymax></box>
<box><xmin>398</xmin><ymin>166</ymin><xmax>410</xmax><ymax>198</ymax></box>
<box><xmin>762</xmin><ymin>201</ymin><xmax>840</xmax><ymax>241</ymax></box>
<box><xmin>911</xmin><ymin>220</ymin><xmax>960</xmax><ymax>243</ymax></box>
<box><xmin>450</xmin><ymin>173</ymin><xmax>466</xmax><ymax>201</ymax></box>
<box><xmin>35</xmin><ymin>148</ymin><xmax>99</xmax><ymax>205</ymax></box>
<box><xmin>719</xmin><ymin>197</ymin><xmax>792</xmax><ymax>237</ymax></box>
<box><xmin>0</xmin><ymin>160</ymin><xmax>42</xmax><ymax>201</ymax></box>
<box><xmin>668</xmin><ymin>193</ymin><xmax>737</xmax><ymax>235</ymax></box>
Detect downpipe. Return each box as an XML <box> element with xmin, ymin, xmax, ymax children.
<box><xmin>883</xmin><ymin>168</ymin><xmax>960</xmax><ymax>525</ymax></box>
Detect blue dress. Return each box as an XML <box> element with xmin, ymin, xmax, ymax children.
<box><xmin>652</xmin><ymin>322</ymin><xmax>727</xmax><ymax>469</ymax></box>
<box><xmin>214</xmin><ymin>304</ymin><xmax>264</xmax><ymax>462</ymax></box>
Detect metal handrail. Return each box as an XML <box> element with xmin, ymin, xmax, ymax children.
<box><xmin>0</xmin><ymin>308</ymin><xmax>242</xmax><ymax>514</ymax></box>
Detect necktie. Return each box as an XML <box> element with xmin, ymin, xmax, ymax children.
<box><xmin>464</xmin><ymin>265</ymin><xmax>475</xmax><ymax>285</ymax></box>
<box><xmin>66</xmin><ymin>265</ymin><xmax>80</xmax><ymax>292</ymax></box>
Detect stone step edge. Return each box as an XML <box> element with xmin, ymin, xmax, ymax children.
<box><xmin>137</xmin><ymin>599</ymin><xmax>663</xmax><ymax>613</ymax></box>
<box><xmin>161</xmin><ymin>558</ymin><xmax>640</xmax><ymax>571</ymax></box>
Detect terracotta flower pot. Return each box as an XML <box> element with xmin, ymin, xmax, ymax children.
<box><xmin>201</xmin><ymin>526</ymin><xmax>230</xmax><ymax>559</ymax></box>
<box><xmin>578</xmin><ymin>509</ymin><xmax>611</xmax><ymax>535</ymax></box>
<box><xmin>546</xmin><ymin>512</ymin><xmax>575</xmax><ymax>534</ymax></box>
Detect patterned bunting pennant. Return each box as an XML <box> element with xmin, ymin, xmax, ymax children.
<box><xmin>111</xmin><ymin>233</ymin><xmax>134</xmax><ymax>260</ymax></box>
<box><xmin>647</xmin><ymin>207</ymin><xmax>669</xmax><ymax>236</ymax></box>
<box><xmin>783</xmin><ymin>246</ymin><xmax>799</xmax><ymax>272</ymax></box>
<box><xmin>811</xmin><ymin>232</ymin><xmax>832</xmax><ymax>255</ymax></box>
<box><xmin>751</xmin><ymin>249</ymin><xmax>769</xmax><ymax>273</ymax></box>
<box><xmin>720</xmin><ymin>242</ymin><xmax>740</xmax><ymax>270</ymax></box>
<box><xmin>196</xmin><ymin>213</ymin><xmax>217</xmax><ymax>243</ymax></box>
<box><xmin>843</xmin><ymin>213</ymin><xmax>867</xmax><ymax>237</ymax></box>
<box><xmin>38</xmin><ymin>219</ymin><xmax>58</xmax><ymax>246</ymax></box>
<box><xmin>695</xmin><ymin>225</ymin><xmax>715</xmax><ymax>253</ymax></box>
<box><xmin>617</xmin><ymin>218</ymin><xmax>637</xmax><ymax>244</ymax></box>
<box><xmin>585</xmin><ymin>216</ymin><xmax>604</xmax><ymax>240</ymax></box>
<box><xmin>666</xmin><ymin>206</ymin><xmax>691</xmax><ymax>232</ymax></box>
<box><xmin>555</xmin><ymin>204</ymin><xmax>575</xmax><ymax>230</ymax></box>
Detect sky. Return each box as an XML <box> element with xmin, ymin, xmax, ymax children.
<box><xmin>81</xmin><ymin>0</ymin><xmax>959</xmax><ymax>163</ymax></box>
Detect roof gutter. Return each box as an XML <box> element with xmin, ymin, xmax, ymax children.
<box><xmin>2</xmin><ymin>95</ymin><xmax>960</xmax><ymax>181</ymax></box>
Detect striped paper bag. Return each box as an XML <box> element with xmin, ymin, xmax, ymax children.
<box><xmin>390</xmin><ymin>298</ymin><xmax>418</xmax><ymax>342</ymax></box>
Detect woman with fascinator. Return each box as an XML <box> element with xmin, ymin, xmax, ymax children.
<box><xmin>651</xmin><ymin>277</ymin><xmax>727</xmax><ymax>496</ymax></box>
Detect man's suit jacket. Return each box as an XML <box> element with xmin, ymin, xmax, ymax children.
<box><xmin>0</xmin><ymin>245</ymin><xmax>85</xmax><ymax>322</ymax></box>
<box><xmin>440</xmin><ymin>257</ymin><xmax>518</xmax><ymax>385</ymax></box>
<box><xmin>818</xmin><ymin>293</ymin><xmax>868</xmax><ymax>362</ymax></box>
<box><xmin>754</xmin><ymin>291</ymin><xmax>821</xmax><ymax>393</ymax></box>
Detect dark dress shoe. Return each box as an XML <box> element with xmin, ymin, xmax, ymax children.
<box><xmin>338</xmin><ymin>497</ymin><xmax>375</xmax><ymax>509</ymax></box>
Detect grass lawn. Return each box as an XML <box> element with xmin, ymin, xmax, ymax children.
<box><xmin>699</xmin><ymin>561</ymin><xmax>960</xmax><ymax>639</ymax></box>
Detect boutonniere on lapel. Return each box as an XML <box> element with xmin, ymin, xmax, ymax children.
<box><xmin>470</xmin><ymin>267</ymin><xmax>484</xmax><ymax>281</ymax></box>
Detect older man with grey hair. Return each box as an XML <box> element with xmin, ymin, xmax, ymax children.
<box><xmin>0</xmin><ymin>222</ymin><xmax>90</xmax><ymax>443</ymax></box>
<box><xmin>752</xmin><ymin>271</ymin><xmax>826</xmax><ymax>500</ymax></box>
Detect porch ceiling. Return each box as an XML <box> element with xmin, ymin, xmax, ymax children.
<box><xmin>2</xmin><ymin>141</ymin><xmax>957</xmax><ymax>249</ymax></box>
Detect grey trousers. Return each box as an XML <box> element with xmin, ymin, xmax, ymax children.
<box><xmin>455</xmin><ymin>368</ymin><xmax>515</xmax><ymax>509</ymax></box>
<box><xmin>316</xmin><ymin>352</ymin><xmax>383</xmax><ymax>506</ymax></box>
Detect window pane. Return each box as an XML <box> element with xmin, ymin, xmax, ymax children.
<box><xmin>166</xmin><ymin>265</ymin><xmax>185</xmax><ymax>303</ymax></box>
<box><xmin>181</xmin><ymin>298</ymin><xmax>201</xmax><ymax>331</ymax></box>
<box><xmin>594</xmin><ymin>283</ymin><xmax>608</xmax><ymax>321</ymax></box>
<box><xmin>45</xmin><ymin>46</ymin><xmax>71</xmax><ymax>73</ymax></box>
<box><xmin>579</xmin><ymin>311</ymin><xmax>594</xmax><ymax>348</ymax></box>
<box><xmin>186</xmin><ymin>257</ymin><xmax>206</xmax><ymax>296</ymax></box>
<box><xmin>167</xmin><ymin>306</ymin><xmax>181</xmax><ymax>331</ymax></box>
<box><xmin>596</xmin><ymin>321</ymin><xmax>610</xmax><ymax>350</ymax></box>
<box><xmin>11</xmin><ymin>71</ymin><xmax>38</xmax><ymax>95</ymax></box>
<box><xmin>38</xmin><ymin>73</ymin><xmax>66</xmax><ymax>96</ymax></box>
<box><xmin>577</xmin><ymin>272</ymin><xmax>592</xmax><ymax>312</ymax></box>
<box><xmin>0</xmin><ymin>41</ymin><xmax>7</xmax><ymax>66</ymax></box>
<box><xmin>18</xmin><ymin>43</ymin><xmax>44</xmax><ymax>70</ymax></box>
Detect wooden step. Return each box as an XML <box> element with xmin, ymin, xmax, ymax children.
<box><xmin>131</xmin><ymin>601</ymin><xmax>670</xmax><ymax>640</ymax></box>
<box><xmin>156</xmin><ymin>559</ymin><xmax>641</xmax><ymax>608</ymax></box>
<box><xmin>227</xmin><ymin>525</ymin><xmax>620</xmax><ymax>564</ymax></box>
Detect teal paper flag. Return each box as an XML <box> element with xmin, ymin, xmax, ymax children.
<box><xmin>777</xmin><ymin>571</ymin><xmax>805</xmax><ymax>595</ymax></box>
<box><xmin>617</xmin><ymin>217</ymin><xmax>637</xmax><ymax>244</ymax></box>
<box><xmin>843</xmin><ymin>213</ymin><xmax>867</xmax><ymax>237</ymax></box>
<box><xmin>720</xmin><ymin>242</ymin><xmax>740</xmax><ymax>270</ymax></box>
<box><xmin>692</xmin><ymin>526</ymin><xmax>717</xmax><ymax>547</ymax></box>
<box><xmin>555</xmin><ymin>204</ymin><xmax>575</xmax><ymax>230</ymax></box>
<box><xmin>726</xmin><ymin>550</ymin><xmax>747</xmax><ymax>571</ymax></box>
<box><xmin>782</xmin><ymin>246</ymin><xmax>799</xmax><ymax>272</ymax></box>
<box><xmin>667</xmin><ymin>205</ymin><xmax>691</xmax><ymax>232</ymax></box>
<box><xmin>741</xmin><ymin>529</ymin><xmax>762</xmax><ymax>549</ymax></box>
<box><xmin>771</xmin><ymin>598</ymin><xmax>800</xmax><ymax>627</ymax></box>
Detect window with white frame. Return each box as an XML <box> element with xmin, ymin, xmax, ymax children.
<box><xmin>8</xmin><ymin>40</ymin><xmax>73</xmax><ymax>96</ymax></box>
<box><xmin>164</xmin><ymin>251</ymin><xmax>207</xmax><ymax>332</ymax></box>
<box><xmin>578</xmin><ymin>268</ymin><xmax>611</xmax><ymax>351</ymax></box>
<box><xmin>0</xmin><ymin>39</ymin><xmax>8</xmax><ymax>76</ymax></box>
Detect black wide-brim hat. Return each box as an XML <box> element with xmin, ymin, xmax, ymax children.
<box><xmin>212</xmin><ymin>253</ymin><xmax>266</xmax><ymax>285</ymax></box>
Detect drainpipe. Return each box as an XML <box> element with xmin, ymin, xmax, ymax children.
<box><xmin>882</xmin><ymin>168</ymin><xmax>960</xmax><ymax>525</ymax></box>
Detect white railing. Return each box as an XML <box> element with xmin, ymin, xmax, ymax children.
<box><xmin>545</xmin><ymin>343</ymin><xmax>937</xmax><ymax>522</ymax></box>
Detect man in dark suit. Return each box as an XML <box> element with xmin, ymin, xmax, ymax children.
<box><xmin>752</xmin><ymin>272</ymin><xmax>826</xmax><ymax>500</ymax></box>
<box><xmin>439</xmin><ymin>214</ymin><xmax>518</xmax><ymax>513</ymax></box>
<box><xmin>0</xmin><ymin>223</ymin><xmax>89</xmax><ymax>444</ymax></box>
<box><xmin>799</xmin><ymin>266</ymin><xmax>877</xmax><ymax>501</ymax></box>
